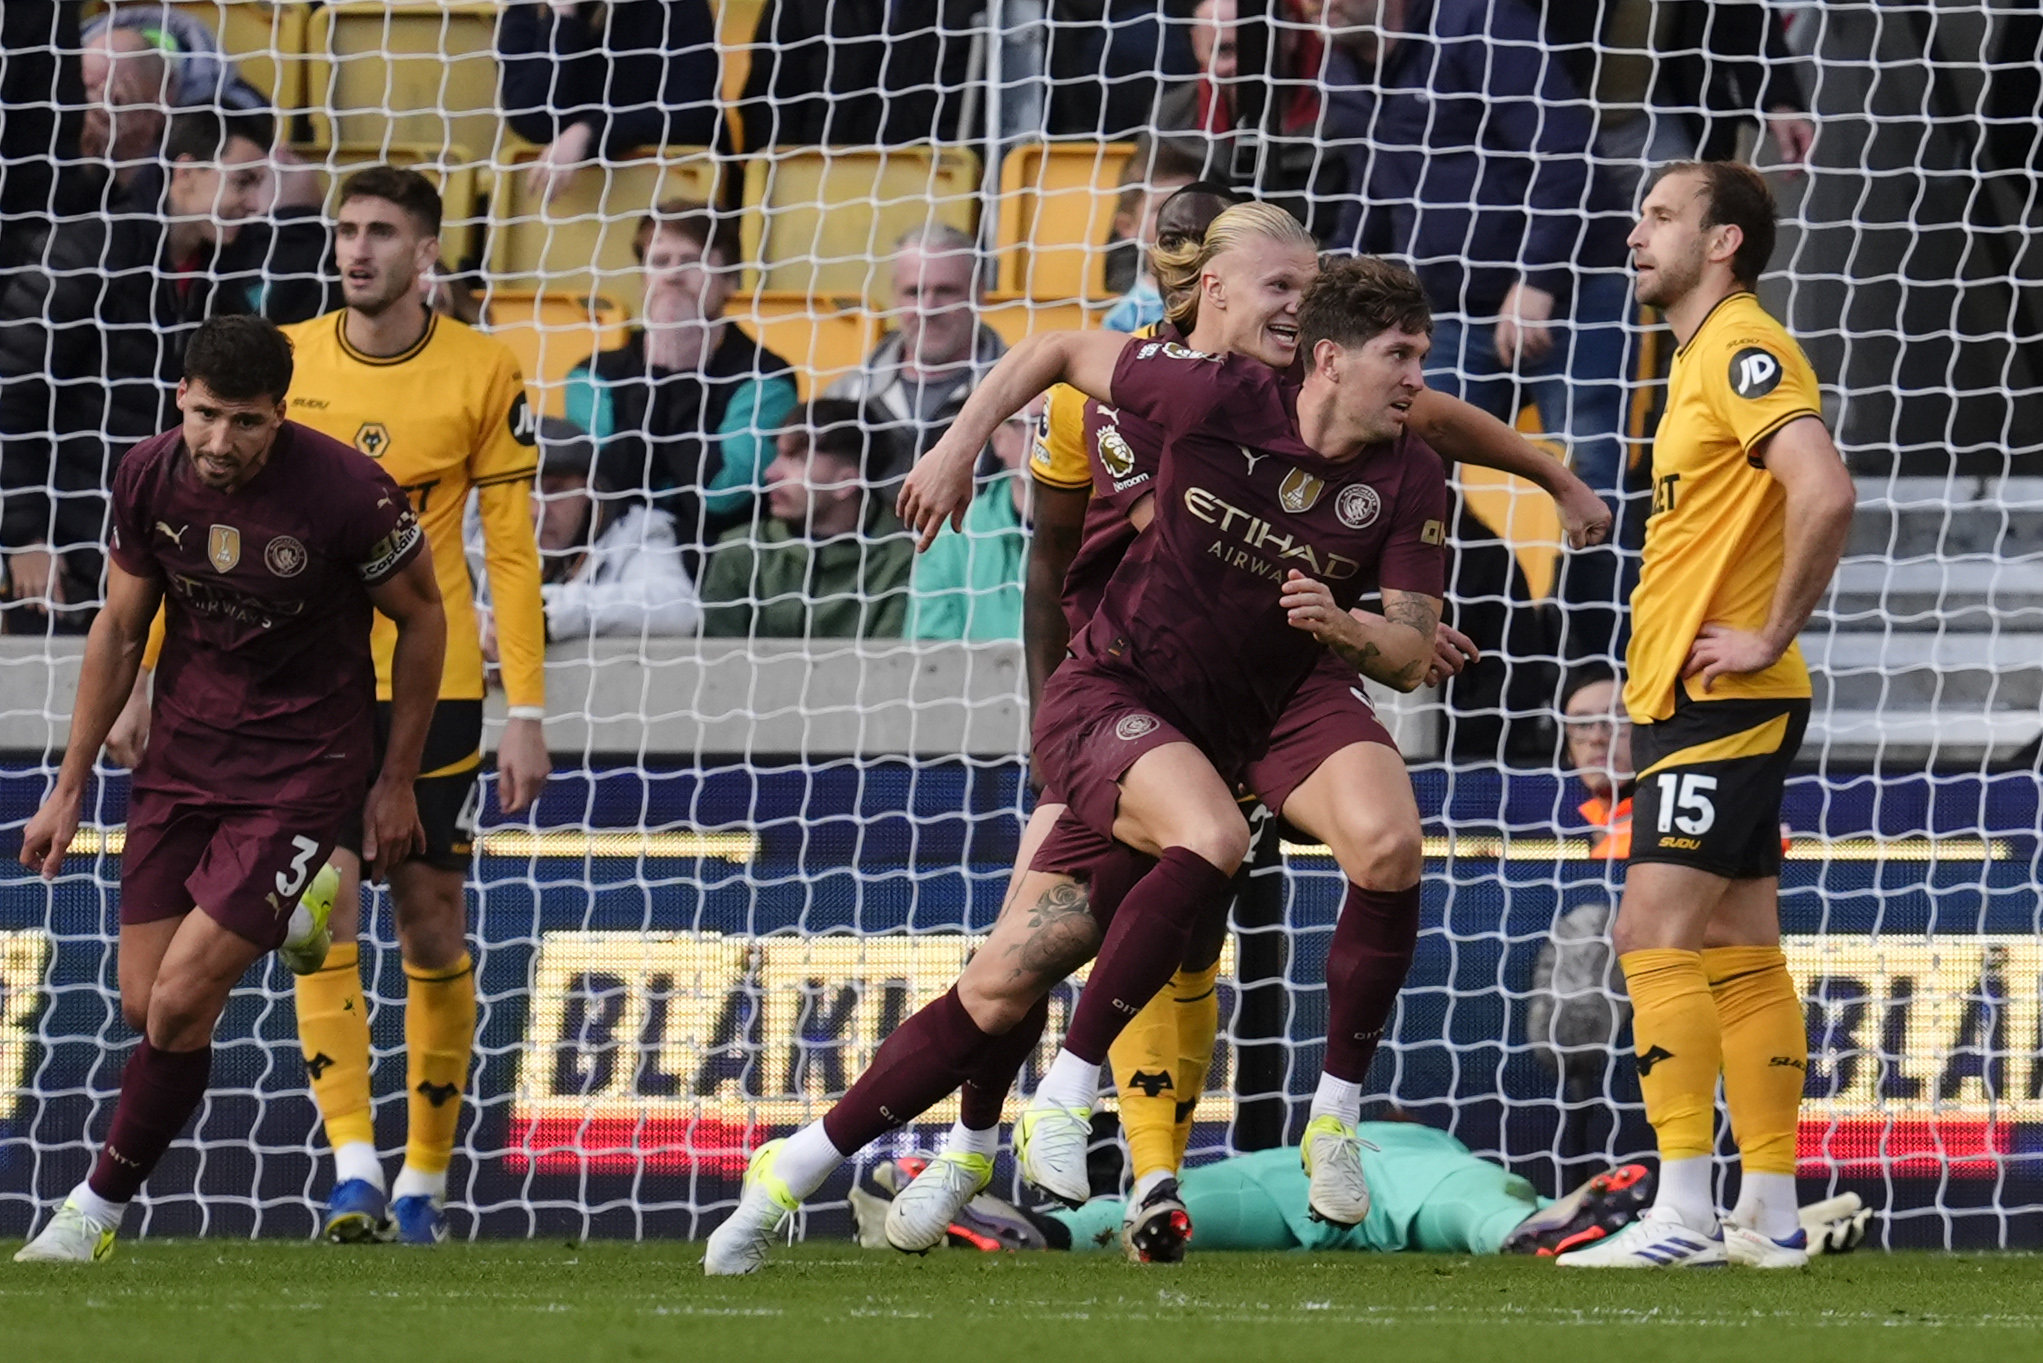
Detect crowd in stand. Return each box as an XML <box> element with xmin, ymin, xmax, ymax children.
<box><xmin>0</xmin><ymin>0</ymin><xmax>1811</xmax><ymax>682</ymax></box>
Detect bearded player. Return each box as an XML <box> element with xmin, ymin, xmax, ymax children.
<box><xmin>705</xmin><ymin>253</ymin><xmax>1448</xmax><ymax>1274</ymax></box>
<box><xmin>14</xmin><ymin>317</ymin><xmax>443</xmax><ymax>1263</ymax></box>
<box><xmin>1555</xmin><ymin>162</ymin><xmax>1854</xmax><ymax>1269</ymax></box>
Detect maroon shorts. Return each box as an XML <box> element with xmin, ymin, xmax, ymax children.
<box><xmin>1242</xmin><ymin>666</ymin><xmax>1398</xmax><ymax>819</ymax></box>
<box><xmin>1031</xmin><ymin>664</ymin><xmax>1196</xmax><ymax>846</ymax></box>
<box><xmin>121</xmin><ymin>788</ymin><xmax>352</xmax><ymax>950</ymax></box>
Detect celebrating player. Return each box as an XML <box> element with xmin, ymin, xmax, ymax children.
<box><xmin>704</xmin><ymin>241</ymin><xmax>1450</xmax><ymax>1275</ymax></box>
<box><xmin>1554</xmin><ymin>162</ymin><xmax>1856</xmax><ymax>1269</ymax></box>
<box><xmin>14</xmin><ymin>317</ymin><xmax>444</xmax><ymax>1263</ymax></box>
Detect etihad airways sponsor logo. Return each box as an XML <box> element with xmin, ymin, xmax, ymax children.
<box><xmin>1184</xmin><ymin>486</ymin><xmax>1361</xmax><ymax>581</ymax></box>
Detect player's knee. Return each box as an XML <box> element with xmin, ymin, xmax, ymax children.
<box><xmin>144</xmin><ymin>974</ymin><xmax>222</xmax><ymax>1050</ymax></box>
<box><xmin>1177</xmin><ymin>810</ymin><xmax>1250</xmax><ymax>875</ymax></box>
<box><xmin>1338</xmin><ymin>815</ymin><xmax>1422</xmax><ymax>891</ymax></box>
<box><xmin>956</xmin><ymin>972</ymin><xmax>1053</xmax><ymax>1034</ymax></box>
<box><xmin>393</xmin><ymin>887</ymin><xmax>468</xmax><ymax>969</ymax></box>
<box><xmin>120</xmin><ymin>992</ymin><xmax>150</xmax><ymax>1035</ymax></box>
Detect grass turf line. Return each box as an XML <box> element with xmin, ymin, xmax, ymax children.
<box><xmin>2</xmin><ymin>1242</ymin><xmax>2035</xmax><ymax>1362</ymax></box>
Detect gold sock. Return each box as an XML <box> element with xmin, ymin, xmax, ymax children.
<box><xmin>403</xmin><ymin>953</ymin><xmax>476</xmax><ymax>1176</ymax></box>
<box><xmin>294</xmin><ymin>941</ymin><xmax>375</xmax><ymax>1151</ymax></box>
<box><xmin>1108</xmin><ymin>977</ymin><xmax>1185</xmax><ymax>1183</ymax></box>
<box><xmin>1618</xmin><ymin>948</ymin><xmax>1722</xmax><ymax>1163</ymax></box>
<box><xmin>1704</xmin><ymin>945</ymin><xmax>1805</xmax><ymax>1176</ymax></box>
<box><xmin>1169</xmin><ymin>961</ymin><xmax>1222</xmax><ymax>1170</ymax></box>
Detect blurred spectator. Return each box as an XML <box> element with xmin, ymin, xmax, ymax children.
<box><xmin>738</xmin><ymin>0</ymin><xmax>979</xmax><ymax>151</ymax></box>
<box><xmin>0</xmin><ymin>1</ymin><xmax>83</xmax><ymax>272</ymax></box>
<box><xmin>532</xmin><ymin>418</ymin><xmax>701</xmax><ymax>639</ymax></box>
<box><xmin>565</xmin><ymin>199</ymin><xmax>797</xmax><ymax>570</ymax></box>
<box><xmin>1042</xmin><ymin>0</ymin><xmax>1199</xmax><ymax>138</ymax></box>
<box><xmin>499</xmin><ymin>1</ymin><xmax>724</xmax><ymax>206</ymax></box>
<box><xmin>1559</xmin><ymin>662</ymin><xmax>1634</xmax><ymax>857</ymax></box>
<box><xmin>826</xmin><ymin>224</ymin><xmax>1006</xmax><ymax>480</ymax></box>
<box><xmin>1100</xmin><ymin>136</ymin><xmax>1204</xmax><ymax>326</ymax></box>
<box><xmin>0</xmin><ymin>109</ymin><xmax>268</xmax><ymax>628</ymax></box>
<box><xmin>908</xmin><ymin>397</ymin><xmax>1044</xmax><ymax>642</ymax></box>
<box><xmin>698</xmin><ymin>400</ymin><xmax>913</xmax><ymax>639</ymax></box>
<box><xmin>1331</xmin><ymin>0</ymin><xmax>1635</xmax><ymax>666</ymax></box>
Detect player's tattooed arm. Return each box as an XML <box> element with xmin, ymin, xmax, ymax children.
<box><xmin>1407</xmin><ymin>389</ymin><xmax>1612</xmax><ymax>549</ymax></box>
<box><xmin>1280</xmin><ymin>573</ymin><xmax>1442</xmax><ymax>692</ymax></box>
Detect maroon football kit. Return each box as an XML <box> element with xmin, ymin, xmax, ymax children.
<box><xmin>107</xmin><ymin>421</ymin><xmax>425</xmax><ymax>948</ymax></box>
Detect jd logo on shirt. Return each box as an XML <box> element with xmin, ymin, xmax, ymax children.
<box><xmin>1730</xmin><ymin>347</ymin><xmax>1783</xmax><ymax>398</ymax></box>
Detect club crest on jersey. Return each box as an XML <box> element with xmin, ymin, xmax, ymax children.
<box><xmin>1096</xmin><ymin>426</ymin><xmax>1136</xmax><ymax>479</ymax></box>
<box><xmin>207</xmin><ymin>525</ymin><xmax>240</xmax><ymax>572</ymax></box>
<box><xmin>1335</xmin><ymin>483</ymin><xmax>1381</xmax><ymax>529</ymax></box>
<box><xmin>354</xmin><ymin>422</ymin><xmax>392</xmax><ymax>458</ymax></box>
<box><xmin>1730</xmin><ymin>347</ymin><xmax>1783</xmax><ymax>398</ymax></box>
<box><xmin>1136</xmin><ymin>341</ymin><xmax>1215</xmax><ymax>362</ymax></box>
<box><xmin>1115</xmin><ymin>713</ymin><xmax>1160</xmax><ymax>741</ymax></box>
<box><xmin>1278</xmin><ymin>469</ymin><xmax>1325</xmax><ymax>514</ymax></box>
<box><xmin>264</xmin><ymin>535</ymin><xmax>308</xmax><ymax>577</ymax></box>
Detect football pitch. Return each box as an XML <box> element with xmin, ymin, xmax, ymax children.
<box><xmin>2</xmin><ymin>1242</ymin><xmax>2036</xmax><ymax>1362</ymax></box>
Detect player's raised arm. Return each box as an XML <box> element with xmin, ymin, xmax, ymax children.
<box><xmin>898</xmin><ymin>330</ymin><xmax>1128</xmax><ymax>552</ymax></box>
<box><xmin>1407</xmin><ymin>389</ymin><xmax>1613</xmax><ymax>549</ymax></box>
<box><xmin>20</xmin><ymin>561</ymin><xmax>164</xmax><ymax>879</ymax></box>
<box><xmin>362</xmin><ymin>553</ymin><xmax>446</xmax><ymax>880</ymax></box>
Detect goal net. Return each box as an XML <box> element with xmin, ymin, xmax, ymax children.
<box><xmin>1</xmin><ymin>0</ymin><xmax>2039</xmax><ymax>1250</ymax></box>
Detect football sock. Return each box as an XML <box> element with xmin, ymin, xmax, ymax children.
<box><xmin>1061</xmin><ymin>847</ymin><xmax>1232</xmax><ymax>1064</ymax></box>
<box><xmin>1620</xmin><ymin>948</ymin><xmax>1723</xmax><ymax>1227</ymax></box>
<box><xmin>1706</xmin><ymin>944</ymin><xmax>1806</xmax><ymax>1238</ymax></box>
<box><xmin>944</xmin><ymin>1119</ymin><xmax>999</xmax><ymax>1160</ymax></box>
<box><xmin>1034</xmin><ymin>1049</ymin><xmax>1100</xmax><ymax>1110</ymax></box>
<box><xmin>823</xmin><ymin>986</ymin><xmax>993</xmax><ymax>1152</ymax></box>
<box><xmin>1170</xmin><ymin>961</ymin><xmax>1222</xmax><ymax>1169</ymax></box>
<box><xmin>957</xmin><ymin>995</ymin><xmax>1049</xmax><ymax>1131</ymax></box>
<box><xmin>87</xmin><ymin>1039</ymin><xmax>211</xmax><ymax>1203</ymax></box>
<box><xmin>1322</xmin><ymin>883</ymin><xmax>1420</xmax><ymax>1082</ymax></box>
<box><xmin>334</xmin><ymin>1141</ymin><xmax>384</xmax><ymax>1191</ymax></box>
<box><xmin>294</xmin><ymin>941</ymin><xmax>377</xmax><ymax>1163</ymax></box>
<box><xmin>1654</xmin><ymin>1156</ymin><xmax>1716</xmax><ymax>1231</ymax></box>
<box><xmin>1309</xmin><ymin>1073</ymin><xmax>1364</xmax><ymax>1127</ymax></box>
<box><xmin>67</xmin><ymin>1180</ymin><xmax>126</xmax><ymax>1229</ymax></box>
<box><xmin>1129</xmin><ymin>1168</ymin><xmax>1174</xmax><ymax>1207</ymax></box>
<box><xmin>402</xmin><ymin>952</ymin><xmax>476</xmax><ymax>1189</ymax></box>
<box><xmin>774</xmin><ymin>1121</ymin><xmax>848</xmax><ymax>1201</ymax></box>
<box><xmin>1108</xmin><ymin>977</ymin><xmax>1184</xmax><ymax>1183</ymax></box>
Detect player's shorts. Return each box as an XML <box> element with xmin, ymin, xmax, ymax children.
<box><xmin>1628</xmin><ymin>691</ymin><xmax>1809</xmax><ymax>879</ymax></box>
<box><xmin>1031</xmin><ymin>664</ymin><xmax>1196</xmax><ymax>847</ymax></box>
<box><xmin>1243</xmin><ymin>665</ymin><xmax>1397</xmax><ymax>818</ymax></box>
<box><xmin>122</xmin><ymin>788</ymin><xmax>352</xmax><ymax>950</ymax></box>
<box><xmin>336</xmin><ymin>699</ymin><xmax>483</xmax><ymax>872</ymax></box>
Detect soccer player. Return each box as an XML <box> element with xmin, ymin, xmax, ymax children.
<box><xmin>13</xmin><ymin>316</ymin><xmax>443</xmax><ymax>1263</ymax></box>
<box><xmin>704</xmin><ymin>243</ymin><xmax>1449</xmax><ymax>1275</ymax></box>
<box><xmin>279</xmin><ymin>167</ymin><xmax>551</xmax><ymax>1244</ymax></box>
<box><xmin>1554</xmin><ymin>162</ymin><xmax>1856</xmax><ymax>1270</ymax></box>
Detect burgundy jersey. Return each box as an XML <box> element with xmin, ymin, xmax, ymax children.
<box><xmin>108</xmin><ymin>422</ymin><xmax>426</xmax><ymax>805</ymax></box>
<box><xmin>1068</xmin><ymin>340</ymin><xmax>1449</xmax><ymax>772</ymax></box>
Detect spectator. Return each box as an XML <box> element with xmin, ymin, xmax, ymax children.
<box><xmin>75</xmin><ymin>22</ymin><xmax>173</xmax><ymax>208</ymax></box>
<box><xmin>531</xmin><ymin>417</ymin><xmax>701</xmax><ymax>639</ymax></box>
<box><xmin>0</xmin><ymin>0</ymin><xmax>83</xmax><ymax>272</ymax></box>
<box><xmin>1331</xmin><ymin>0</ymin><xmax>1635</xmax><ymax>666</ymax></box>
<box><xmin>498</xmin><ymin>1</ymin><xmax>724</xmax><ymax>206</ymax></box>
<box><xmin>0</xmin><ymin>108</ymin><xmax>268</xmax><ymax>628</ymax></box>
<box><xmin>1042</xmin><ymin>0</ymin><xmax>1199</xmax><ymax>139</ymax></box>
<box><xmin>908</xmin><ymin>396</ymin><xmax>1044</xmax><ymax>642</ymax></box>
<box><xmin>1559</xmin><ymin>662</ymin><xmax>1634</xmax><ymax>857</ymax></box>
<box><xmin>826</xmin><ymin>224</ymin><xmax>1007</xmax><ymax>480</ymax></box>
<box><xmin>1100</xmin><ymin>136</ymin><xmax>1204</xmax><ymax>328</ymax></box>
<box><xmin>564</xmin><ymin>199</ymin><xmax>797</xmax><ymax>569</ymax></box>
<box><xmin>738</xmin><ymin>0</ymin><xmax>980</xmax><ymax>151</ymax></box>
<box><xmin>698</xmin><ymin>399</ymin><xmax>913</xmax><ymax>639</ymax></box>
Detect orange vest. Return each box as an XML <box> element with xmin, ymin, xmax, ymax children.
<box><xmin>1579</xmin><ymin>791</ymin><xmax>1634</xmax><ymax>860</ymax></box>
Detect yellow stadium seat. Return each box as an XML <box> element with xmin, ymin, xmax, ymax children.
<box><xmin>480</xmin><ymin>290</ymin><xmax>629</xmax><ymax>420</ymax></box>
<box><xmin>996</xmin><ymin>141</ymin><xmax>1137</xmax><ymax>301</ymax></box>
<box><xmin>727</xmin><ymin>293</ymin><xmax>879</xmax><ymax>401</ymax></box>
<box><xmin>714</xmin><ymin>0</ymin><xmax>766</xmax><ymax>115</ymax></box>
<box><xmin>489</xmin><ymin>147</ymin><xmax>723</xmax><ymax>310</ymax></box>
<box><xmin>305</xmin><ymin>2</ymin><xmax>504</xmax><ymax>164</ymax></box>
<box><xmin>979</xmin><ymin>294</ymin><xmax>1108</xmax><ymax>348</ymax></box>
<box><xmin>309</xmin><ymin>143</ymin><xmax>482</xmax><ymax>272</ymax></box>
<box><xmin>740</xmin><ymin>147</ymin><xmax>979</xmax><ymax>300</ymax></box>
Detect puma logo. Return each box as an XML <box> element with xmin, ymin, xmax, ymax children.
<box><xmin>1126</xmin><ymin>1069</ymin><xmax>1175</xmax><ymax>1098</ymax></box>
<box><xmin>155</xmin><ymin>521</ymin><xmax>187</xmax><ymax>547</ymax></box>
<box><xmin>304</xmin><ymin>1051</ymin><xmax>334</xmax><ymax>1080</ymax></box>
<box><xmin>1635</xmin><ymin>1044</ymin><xmax>1675</xmax><ymax>1077</ymax></box>
<box><xmin>1240</xmin><ymin>446</ymin><xmax>1265</xmax><ymax>474</ymax></box>
<box><xmin>415</xmin><ymin>1079</ymin><xmax>460</xmax><ymax>1108</ymax></box>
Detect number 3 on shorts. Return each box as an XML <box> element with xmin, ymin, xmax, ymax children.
<box><xmin>1654</xmin><ymin>773</ymin><xmax>1718</xmax><ymax>836</ymax></box>
<box><xmin>276</xmin><ymin>835</ymin><xmax>321</xmax><ymax>898</ymax></box>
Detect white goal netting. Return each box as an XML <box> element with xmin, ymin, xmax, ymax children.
<box><xmin>0</xmin><ymin>0</ymin><xmax>2039</xmax><ymax>1249</ymax></box>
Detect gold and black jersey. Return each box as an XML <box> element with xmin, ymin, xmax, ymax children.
<box><xmin>1625</xmin><ymin>292</ymin><xmax>1823</xmax><ymax>724</ymax></box>
<box><xmin>279</xmin><ymin>310</ymin><xmax>545</xmax><ymax>710</ymax></box>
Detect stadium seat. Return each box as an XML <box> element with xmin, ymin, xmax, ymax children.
<box><xmin>489</xmin><ymin>147</ymin><xmax>723</xmax><ymax>311</ymax></box>
<box><xmin>480</xmin><ymin>290</ymin><xmax>629</xmax><ymax>419</ymax></box>
<box><xmin>304</xmin><ymin>2</ymin><xmax>504</xmax><ymax>164</ymax></box>
<box><xmin>727</xmin><ymin>292</ymin><xmax>879</xmax><ymax>400</ymax></box>
<box><xmin>310</xmin><ymin>142</ymin><xmax>482</xmax><ymax>272</ymax></box>
<box><xmin>978</xmin><ymin>294</ymin><xmax>1108</xmax><ymax>348</ymax></box>
<box><xmin>739</xmin><ymin>147</ymin><xmax>979</xmax><ymax>300</ymax></box>
<box><xmin>995</xmin><ymin>140</ymin><xmax>1137</xmax><ymax>302</ymax></box>
<box><xmin>713</xmin><ymin>0</ymin><xmax>766</xmax><ymax>117</ymax></box>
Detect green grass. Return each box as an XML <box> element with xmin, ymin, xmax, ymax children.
<box><xmin>3</xmin><ymin>1241</ymin><xmax>2039</xmax><ymax>1362</ymax></box>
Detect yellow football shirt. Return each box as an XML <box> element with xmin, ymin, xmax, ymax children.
<box><xmin>1030</xmin><ymin>383</ymin><xmax>1093</xmax><ymax>491</ymax></box>
<box><xmin>1625</xmin><ymin>291</ymin><xmax>1824</xmax><ymax>723</ymax></box>
<box><xmin>279</xmin><ymin>310</ymin><xmax>545</xmax><ymax>711</ymax></box>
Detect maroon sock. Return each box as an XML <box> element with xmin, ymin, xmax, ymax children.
<box><xmin>1081</xmin><ymin>845</ymin><xmax>1156</xmax><ymax>931</ymax></box>
<box><xmin>958</xmin><ymin>995</ymin><xmax>1049</xmax><ymax>1130</ymax></box>
<box><xmin>823</xmin><ymin>986</ymin><xmax>993</xmax><ymax>1152</ymax></box>
<box><xmin>1323</xmin><ymin>883</ymin><xmax>1421</xmax><ymax>1082</ymax></box>
<box><xmin>87</xmin><ymin>1040</ymin><xmax>212</xmax><ymax>1204</ymax></box>
<box><xmin>1062</xmin><ymin>847</ymin><xmax>1233</xmax><ymax>1064</ymax></box>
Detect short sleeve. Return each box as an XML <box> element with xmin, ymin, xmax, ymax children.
<box><xmin>1705</xmin><ymin>327</ymin><xmax>1824</xmax><ymax>465</ymax></box>
<box><xmin>469</xmin><ymin>349</ymin><xmax>541</xmax><ymax>488</ymax></box>
<box><xmin>345</xmin><ymin>471</ymin><xmax>427</xmax><ymax>586</ymax></box>
<box><xmin>1376</xmin><ymin>445</ymin><xmax>1450</xmax><ymax>599</ymax></box>
<box><xmin>106</xmin><ymin>455</ymin><xmax>159</xmax><ymax>579</ymax></box>
<box><xmin>1030</xmin><ymin>384</ymin><xmax>1093</xmax><ymax>490</ymax></box>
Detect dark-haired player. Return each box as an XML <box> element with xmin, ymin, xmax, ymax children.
<box><xmin>15</xmin><ymin>316</ymin><xmax>443</xmax><ymax>1263</ymax></box>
